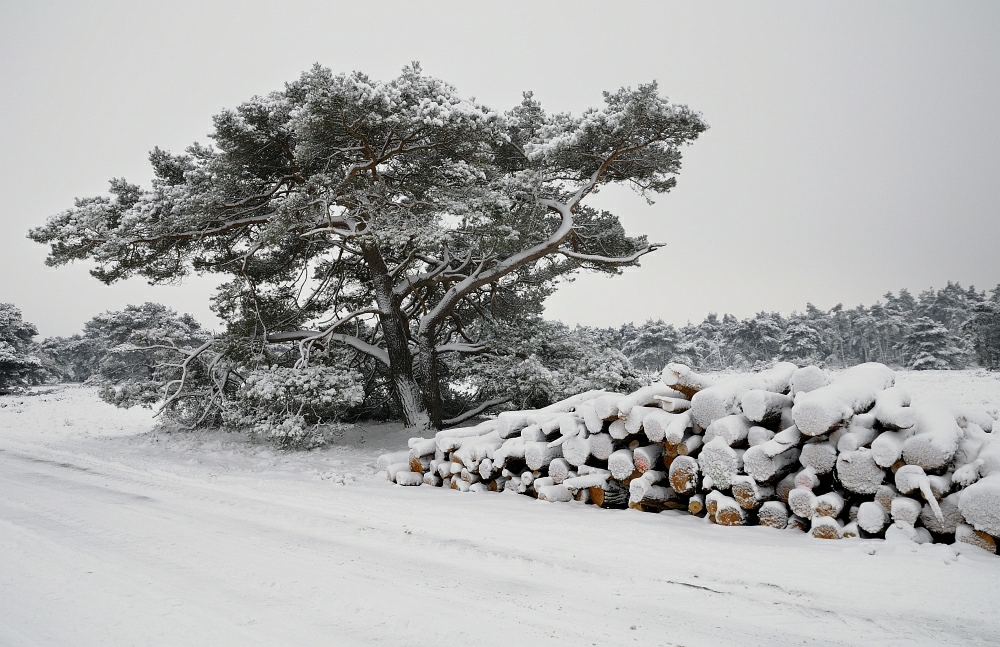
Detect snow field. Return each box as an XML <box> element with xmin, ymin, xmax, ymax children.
<box><xmin>2</xmin><ymin>378</ymin><xmax>1000</xmax><ymax>645</ymax></box>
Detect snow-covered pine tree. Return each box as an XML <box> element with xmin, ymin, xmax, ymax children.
<box><xmin>898</xmin><ymin>316</ymin><xmax>967</xmax><ymax>370</ymax></box>
<box><xmin>30</xmin><ymin>65</ymin><xmax>707</xmax><ymax>430</ymax></box>
<box><xmin>963</xmin><ymin>287</ymin><xmax>1000</xmax><ymax>370</ymax></box>
<box><xmin>0</xmin><ymin>304</ymin><xmax>46</xmax><ymax>393</ymax></box>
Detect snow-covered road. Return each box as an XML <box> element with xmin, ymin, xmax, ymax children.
<box><xmin>2</xmin><ymin>382</ymin><xmax>999</xmax><ymax>646</ymax></box>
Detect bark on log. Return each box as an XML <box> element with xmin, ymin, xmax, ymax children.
<box><xmin>589</xmin><ymin>480</ymin><xmax>629</xmax><ymax>509</ymax></box>
<box><xmin>661</xmin><ymin>363</ymin><xmax>716</xmax><ymax>398</ymax></box>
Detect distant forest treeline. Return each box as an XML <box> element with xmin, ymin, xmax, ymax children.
<box><xmin>615</xmin><ymin>282</ymin><xmax>1000</xmax><ymax>372</ymax></box>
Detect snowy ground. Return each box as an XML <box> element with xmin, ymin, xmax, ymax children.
<box><xmin>2</xmin><ymin>372</ymin><xmax>999</xmax><ymax>646</ymax></box>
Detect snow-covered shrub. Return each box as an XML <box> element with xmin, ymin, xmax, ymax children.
<box><xmin>222</xmin><ymin>365</ymin><xmax>364</xmax><ymax>447</ymax></box>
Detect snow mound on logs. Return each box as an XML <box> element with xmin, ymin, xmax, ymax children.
<box><xmin>381</xmin><ymin>362</ymin><xmax>1000</xmax><ymax>555</ymax></box>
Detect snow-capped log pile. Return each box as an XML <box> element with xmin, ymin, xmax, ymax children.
<box><xmin>379</xmin><ymin>362</ymin><xmax>1000</xmax><ymax>554</ymax></box>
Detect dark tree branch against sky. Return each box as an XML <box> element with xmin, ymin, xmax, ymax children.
<box><xmin>2</xmin><ymin>1</ymin><xmax>999</xmax><ymax>338</ymax></box>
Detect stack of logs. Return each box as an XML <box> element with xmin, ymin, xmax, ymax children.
<box><xmin>379</xmin><ymin>362</ymin><xmax>1000</xmax><ymax>554</ymax></box>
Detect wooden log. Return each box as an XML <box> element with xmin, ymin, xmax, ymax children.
<box><xmin>955</xmin><ymin>524</ymin><xmax>997</xmax><ymax>554</ymax></box>
<box><xmin>813</xmin><ymin>492</ymin><xmax>845</xmax><ymax>518</ymax></box>
<box><xmin>690</xmin><ymin>362</ymin><xmax>798</xmax><ymax>428</ymax></box>
<box><xmin>810</xmin><ymin>516</ymin><xmax>843</xmax><ymax>539</ymax></box>
<box><xmin>661</xmin><ymin>363</ymin><xmax>716</xmax><ymax>398</ymax></box>
<box><xmin>841</xmin><ymin>521</ymin><xmax>860</xmax><ymax>538</ymax></box>
<box><xmin>799</xmin><ymin>439</ymin><xmax>838</xmax><ymax>475</ymax></box>
<box><xmin>589</xmin><ymin>479</ymin><xmax>629</xmax><ymax>509</ymax></box>
<box><xmin>423</xmin><ymin>472</ymin><xmax>442</xmax><ymax>487</ymax></box>
<box><xmin>608</xmin><ymin>419</ymin><xmax>628</xmax><ymax>440</ymax></box>
<box><xmin>624</xmin><ymin>405</ymin><xmax>660</xmax><ymax>435</ymax></box>
<box><xmin>478</xmin><ymin>457</ymin><xmax>495</xmax><ymax>480</ymax></box>
<box><xmin>642</xmin><ymin>409</ymin><xmax>685</xmax><ymax>442</ymax></box>
<box><xmin>593</xmin><ymin>393</ymin><xmax>626</xmax><ymax>420</ymax></box>
<box><xmin>493</xmin><ymin>437</ymin><xmax>527</xmax><ymax>469</ymax></box>
<box><xmin>674</xmin><ymin>432</ymin><xmax>703</xmax><ymax>457</ymax></box>
<box><xmin>409</xmin><ymin>437</ymin><xmax>438</xmax><ymax>458</ymax></box>
<box><xmin>628</xmin><ymin>470</ymin><xmax>667</xmax><ymax>503</ymax></box>
<box><xmin>921</xmin><ymin>492</ymin><xmax>964</xmax><ymax>534</ymax></box>
<box><xmin>633</xmin><ymin>444</ymin><xmax>664</xmax><ymax>473</ymax></box>
<box><xmin>654</xmin><ymin>396</ymin><xmax>691</xmax><ymax>413</ymax></box>
<box><xmin>588</xmin><ymin>432</ymin><xmax>616</xmax><ymax>461</ymax></box>
<box><xmin>537</xmin><ymin>484</ymin><xmax>573</xmax><ymax>502</ymax></box>
<box><xmin>608</xmin><ymin>448</ymin><xmax>636</xmax><ymax>480</ymax></box>
<box><xmin>704</xmin><ymin>414</ymin><xmax>752</xmax><ymax>447</ymax></box>
<box><xmin>792</xmin><ymin>363</ymin><xmax>895</xmax><ymax>436</ymax></box>
<box><xmin>698</xmin><ymin>437</ymin><xmax>744</xmax><ymax>491</ymax></box>
<box><xmin>871</xmin><ymin>429</ymin><xmax>911</xmax><ymax>468</ymax></box>
<box><xmin>629</xmin><ymin>485</ymin><xmax>684</xmax><ymax>512</ymax></box>
<box><xmin>669</xmin><ymin>455</ymin><xmax>700</xmax><ymax>495</ymax></box>
<box><xmin>901</xmin><ymin>405</ymin><xmax>965</xmax><ymax>471</ymax></box>
<box><xmin>563</xmin><ymin>470</ymin><xmax>611</xmax><ymax>492</ymax></box>
<box><xmin>525</xmin><ymin>441</ymin><xmax>562</xmax><ymax>470</ymax></box>
<box><xmin>715</xmin><ymin>495</ymin><xmax>747</xmax><ymax>526</ymax></box>
<box><xmin>409</xmin><ymin>455</ymin><xmax>429</xmax><ymax>474</ymax></box>
<box><xmin>958</xmin><ymin>473</ymin><xmax>1000</xmax><ymax>537</ymax></box>
<box><xmin>857</xmin><ymin>501</ymin><xmax>889</xmax><ymax>533</ymax></box>
<box><xmin>377</xmin><ymin>451</ymin><xmax>411</xmax><ymax>473</ymax></box>
<box><xmin>776</xmin><ymin>473</ymin><xmax>797</xmax><ymax>503</ymax></box>
<box><xmin>705</xmin><ymin>490</ymin><xmax>724</xmax><ymax>518</ymax></box>
<box><xmin>460</xmin><ymin>468</ymin><xmax>480</xmax><ymax>484</ymax></box>
<box><xmin>890</xmin><ymin>497</ymin><xmax>922</xmax><ymax>525</ymax></box>
<box><xmin>395</xmin><ymin>471</ymin><xmax>423</xmax><ymax>486</ymax></box>
<box><xmin>788</xmin><ymin>365</ymin><xmax>831</xmax><ymax>395</ymax></box>
<box><xmin>548</xmin><ymin>458</ymin><xmax>573</xmax><ymax>484</ymax></box>
<box><xmin>577</xmin><ymin>400</ymin><xmax>604</xmax><ymax>434</ymax></box>
<box><xmin>875</xmin><ymin>483</ymin><xmax>898</xmax><ymax>512</ymax></box>
<box><xmin>758</xmin><ymin>501</ymin><xmax>789</xmax><ymax>529</ymax></box>
<box><xmin>788</xmin><ymin>487</ymin><xmax>817</xmax><ymax>519</ymax></box>
<box><xmin>835</xmin><ymin>448</ymin><xmax>885</xmax><ymax>495</ymax></box>
<box><xmin>836</xmin><ymin>414</ymin><xmax>879</xmax><ymax>453</ymax></box>
<box><xmin>688</xmin><ymin>493</ymin><xmax>706</xmax><ymax>516</ymax></box>
<box><xmin>871</xmin><ymin>386</ymin><xmax>916</xmax><ymax>430</ymax></box>
<box><xmin>786</xmin><ymin>515</ymin><xmax>808</xmax><ymax>532</ymax></box>
<box><xmin>731</xmin><ymin>475</ymin><xmax>774</xmax><ymax>510</ymax></box>
<box><xmin>793</xmin><ymin>466</ymin><xmax>820</xmax><ymax>490</ymax></box>
<box><xmin>740</xmin><ymin>390</ymin><xmax>793</xmax><ymax>425</ymax></box>
<box><xmin>747</xmin><ymin>426</ymin><xmax>775</xmax><ymax>447</ymax></box>
<box><xmin>385</xmin><ymin>461</ymin><xmax>411</xmax><ymax>482</ymax></box>
<box><xmin>561</xmin><ymin>434</ymin><xmax>590</xmax><ymax>467</ymax></box>
<box><xmin>618</xmin><ymin>383</ymin><xmax>686</xmax><ymax>418</ymax></box>
<box><xmin>743</xmin><ymin>444</ymin><xmax>800</xmax><ymax>484</ymax></box>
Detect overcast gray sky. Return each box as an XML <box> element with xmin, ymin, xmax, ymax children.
<box><xmin>2</xmin><ymin>1</ymin><xmax>998</xmax><ymax>337</ymax></box>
